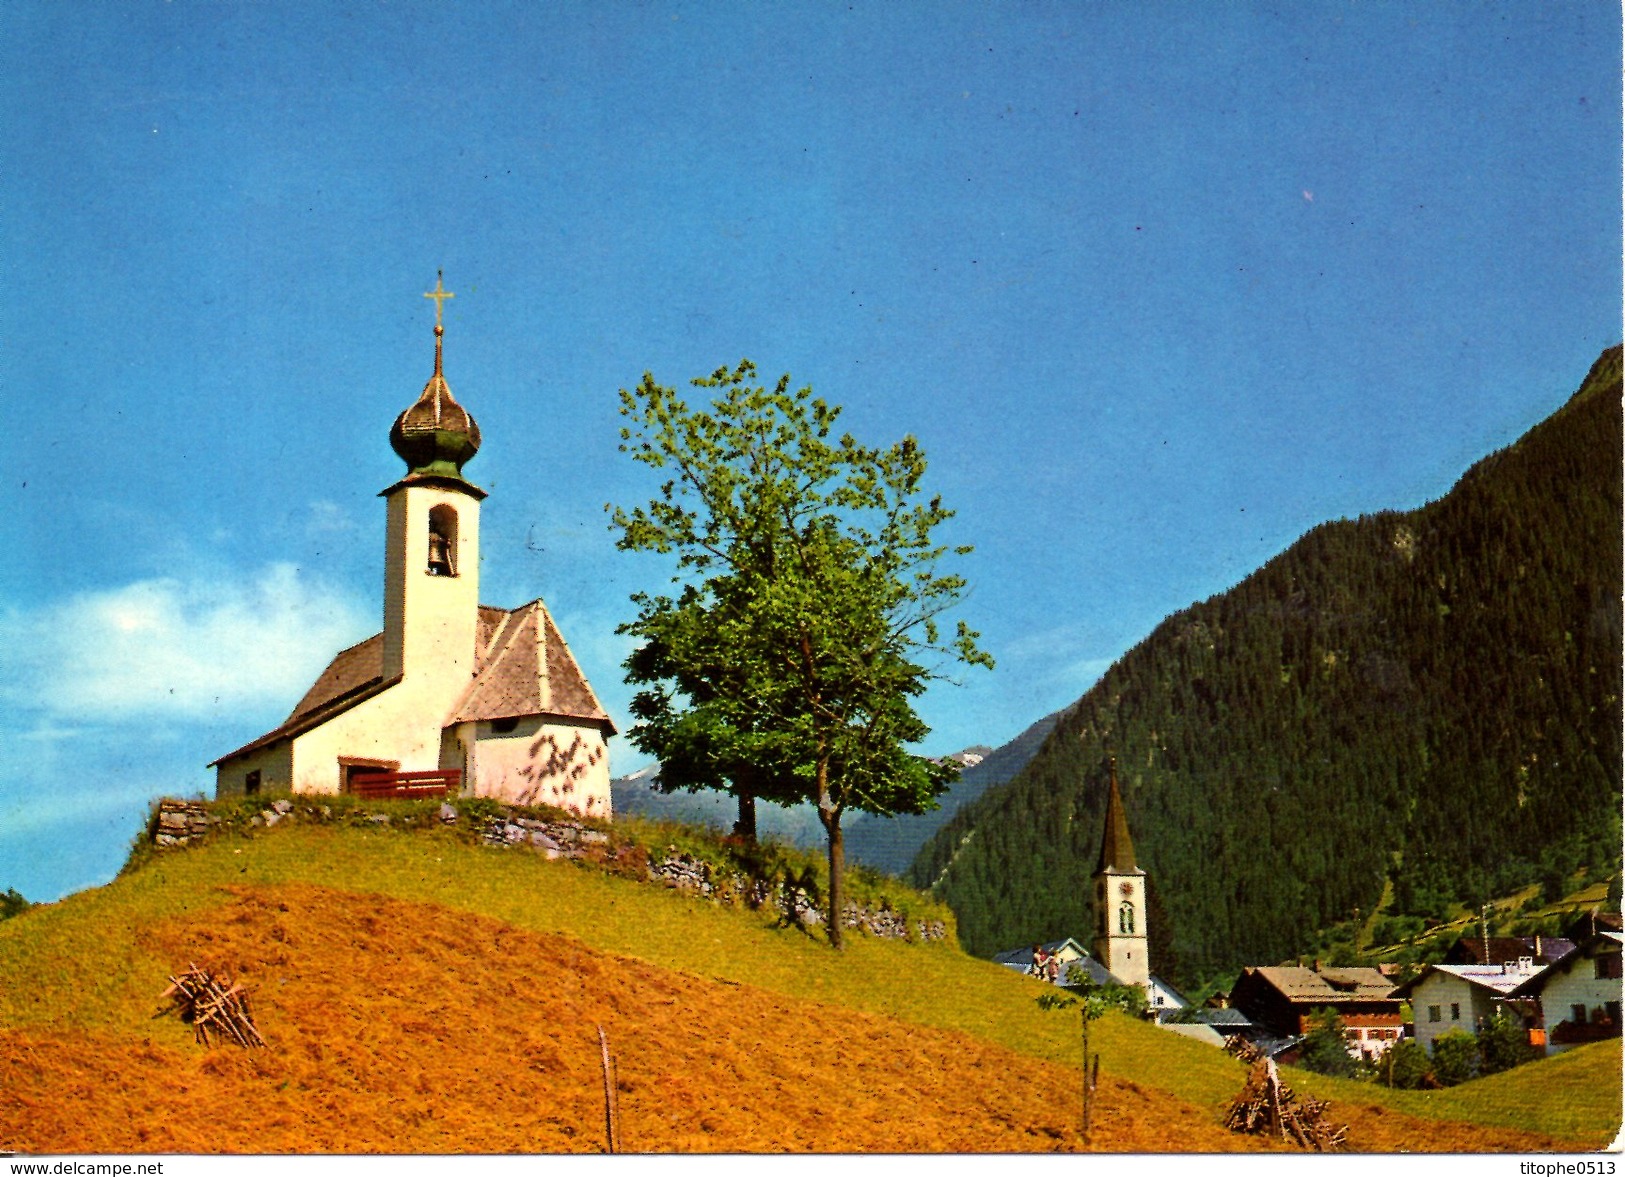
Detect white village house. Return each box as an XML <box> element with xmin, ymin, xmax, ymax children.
<box><xmin>211</xmin><ymin>278</ymin><xmax>615</xmax><ymax>814</ymax></box>
<box><xmin>1396</xmin><ymin>959</ymin><xmax>1544</xmax><ymax>1055</ymax></box>
<box><xmin>1507</xmin><ymin>930</ymin><xmax>1624</xmax><ymax>1056</ymax></box>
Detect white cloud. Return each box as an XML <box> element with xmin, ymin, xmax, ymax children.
<box><xmin>0</xmin><ymin>563</ymin><xmax>372</xmax><ymax>722</ymax></box>
<box><xmin>305</xmin><ymin>499</ymin><xmax>361</xmax><ymax>535</ymax></box>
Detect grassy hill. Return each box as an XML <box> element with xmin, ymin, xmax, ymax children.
<box><xmin>910</xmin><ymin>347</ymin><xmax>1623</xmax><ymax>984</ymax></box>
<box><xmin>0</xmin><ymin>804</ymin><xmax>1616</xmax><ymax>1153</ymax></box>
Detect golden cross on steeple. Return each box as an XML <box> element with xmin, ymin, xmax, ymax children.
<box><xmin>423</xmin><ymin>270</ymin><xmax>454</xmax><ymax>328</ymax></box>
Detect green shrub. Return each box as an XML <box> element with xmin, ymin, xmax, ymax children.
<box><xmin>1378</xmin><ymin>1038</ymin><xmax>1434</xmax><ymax>1089</ymax></box>
<box><xmin>1059</xmin><ymin>972</ymin><xmax>1147</xmax><ymax>1017</ymax></box>
<box><xmin>0</xmin><ymin>888</ymin><xmax>29</xmax><ymax>921</ymax></box>
<box><xmin>1431</xmin><ymin>1029</ymin><xmax>1478</xmax><ymax>1086</ymax></box>
<box><xmin>1478</xmin><ymin>1009</ymin><xmax>1537</xmax><ymax>1076</ymax></box>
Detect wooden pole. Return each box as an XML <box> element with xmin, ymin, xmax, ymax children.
<box><xmin>598</xmin><ymin>1026</ymin><xmax>617</xmax><ymax>1154</ymax></box>
<box><xmin>1265</xmin><ymin>1057</ymin><xmax>1283</xmax><ymax>1139</ymax></box>
<box><xmin>1081</xmin><ymin>1009</ymin><xmax>1091</xmax><ymax>1145</ymax></box>
<box><xmin>611</xmin><ymin>1053</ymin><xmax>622</xmax><ymax>1153</ymax></box>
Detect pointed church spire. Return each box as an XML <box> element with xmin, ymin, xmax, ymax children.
<box><xmin>1095</xmin><ymin>755</ymin><xmax>1138</xmax><ymax>874</ymax></box>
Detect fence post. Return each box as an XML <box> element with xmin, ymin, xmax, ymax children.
<box><xmin>598</xmin><ymin>1025</ymin><xmax>618</xmax><ymax>1154</ymax></box>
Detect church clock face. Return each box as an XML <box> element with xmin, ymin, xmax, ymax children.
<box><xmin>1119</xmin><ymin>882</ymin><xmax>1134</xmax><ymax>896</ymax></box>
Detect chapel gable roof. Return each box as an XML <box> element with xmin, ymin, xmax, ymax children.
<box><xmin>449</xmin><ymin>598</ymin><xmax>616</xmax><ymax>732</ymax></box>
<box><xmin>209</xmin><ymin>634</ymin><xmax>398</xmax><ymax>767</ymax></box>
<box><xmin>285</xmin><ymin>633</ymin><xmax>387</xmax><ymax>725</ymax></box>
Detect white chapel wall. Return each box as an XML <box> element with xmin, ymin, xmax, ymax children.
<box><xmin>287</xmin><ymin>678</ymin><xmax>463</xmax><ymax>794</ymax></box>
<box><xmin>468</xmin><ymin>716</ymin><xmax>611</xmax><ymax>819</ymax></box>
<box><xmin>215</xmin><ymin>741</ymin><xmax>294</xmax><ymax>799</ymax></box>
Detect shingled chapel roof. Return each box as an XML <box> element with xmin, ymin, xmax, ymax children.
<box><xmin>449</xmin><ymin>599</ymin><xmax>615</xmax><ymax>727</ymax></box>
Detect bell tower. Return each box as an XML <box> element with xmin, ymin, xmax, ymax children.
<box><xmin>1092</xmin><ymin>757</ymin><xmax>1149</xmax><ymax>990</ymax></box>
<box><xmin>381</xmin><ymin>272</ymin><xmax>485</xmax><ymax>689</ymax></box>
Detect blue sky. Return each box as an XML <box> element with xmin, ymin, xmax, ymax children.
<box><xmin>3</xmin><ymin>2</ymin><xmax>1619</xmax><ymax>904</ymax></box>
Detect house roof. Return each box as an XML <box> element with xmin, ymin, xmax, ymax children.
<box><xmin>991</xmin><ymin>938</ymin><xmax>1090</xmax><ymax>969</ymax></box>
<box><xmin>1192</xmin><ymin>1008</ymin><xmax>1255</xmax><ymax>1028</ymax></box>
<box><xmin>1443</xmin><ymin>935</ymin><xmax>1574</xmax><ymax>967</ymax></box>
<box><xmin>1240</xmin><ymin>966</ymin><xmax>1399</xmax><ymax>1004</ymax></box>
<box><xmin>1394</xmin><ymin>962</ymin><xmax>1546</xmax><ymax>1001</ymax></box>
<box><xmin>1507</xmin><ymin>932</ymin><xmax>1625</xmax><ymax>998</ymax></box>
<box><xmin>211</xmin><ymin>598</ymin><xmax>613</xmax><ymax>767</ymax></box>
<box><xmin>1562</xmin><ymin>909</ymin><xmax>1624</xmax><ymax>942</ymax></box>
<box><xmin>1159</xmin><ymin>1022</ymin><xmax>1227</xmax><ymax>1047</ymax></box>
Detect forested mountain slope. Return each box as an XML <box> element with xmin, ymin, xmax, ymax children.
<box><xmin>908</xmin><ymin>347</ymin><xmax>1623</xmax><ymax>986</ymax></box>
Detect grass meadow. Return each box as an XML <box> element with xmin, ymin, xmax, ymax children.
<box><xmin>0</xmin><ymin>812</ymin><xmax>1616</xmax><ymax>1152</ymax></box>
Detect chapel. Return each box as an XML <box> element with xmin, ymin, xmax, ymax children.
<box><xmin>210</xmin><ymin>276</ymin><xmax>615</xmax><ymax>815</ymax></box>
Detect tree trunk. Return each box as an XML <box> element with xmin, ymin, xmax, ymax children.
<box><xmin>733</xmin><ymin>790</ymin><xmax>757</xmax><ymax>843</ymax></box>
<box><xmin>816</xmin><ymin>758</ymin><xmax>844</xmax><ymax>950</ymax></box>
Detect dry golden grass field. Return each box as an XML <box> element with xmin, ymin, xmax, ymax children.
<box><xmin>0</xmin><ymin>809</ymin><xmax>1617</xmax><ymax>1154</ymax></box>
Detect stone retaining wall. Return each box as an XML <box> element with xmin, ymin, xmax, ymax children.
<box><xmin>149</xmin><ymin>797</ymin><xmax>947</xmax><ymax>942</ymax></box>
<box><xmin>153</xmin><ymin>800</ymin><xmax>220</xmax><ymax>848</ymax></box>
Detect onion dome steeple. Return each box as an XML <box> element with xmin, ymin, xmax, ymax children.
<box><xmin>389</xmin><ymin>272</ymin><xmax>482</xmax><ymax>485</ymax></box>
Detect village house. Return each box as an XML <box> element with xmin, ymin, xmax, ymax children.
<box><xmin>1507</xmin><ymin>929</ymin><xmax>1624</xmax><ymax>1056</ymax></box>
<box><xmin>210</xmin><ymin>277</ymin><xmax>615</xmax><ymax>814</ymax></box>
<box><xmin>994</xmin><ymin>937</ymin><xmax>1098</xmax><ymax>981</ymax></box>
<box><xmin>1394</xmin><ymin>959</ymin><xmax>1544</xmax><ymax>1054</ymax></box>
<box><xmin>1228</xmin><ymin>965</ymin><xmax>1403</xmax><ymax>1060</ymax></box>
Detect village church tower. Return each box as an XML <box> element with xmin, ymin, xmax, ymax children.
<box><xmin>1092</xmin><ymin>758</ymin><xmax>1150</xmax><ymax>990</ymax></box>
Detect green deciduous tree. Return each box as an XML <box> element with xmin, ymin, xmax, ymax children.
<box><xmin>611</xmin><ymin>360</ymin><xmax>991</xmax><ymax>947</ymax></box>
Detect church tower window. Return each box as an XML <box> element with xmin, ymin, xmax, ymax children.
<box><xmin>428</xmin><ymin>505</ymin><xmax>459</xmax><ymax>576</ymax></box>
<box><xmin>1119</xmin><ymin>900</ymin><xmax>1135</xmax><ymax>935</ymax></box>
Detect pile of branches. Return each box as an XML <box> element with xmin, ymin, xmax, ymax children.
<box><xmin>1225</xmin><ymin>1036</ymin><xmax>1264</xmax><ymax>1063</ymax></box>
<box><xmin>159</xmin><ymin>963</ymin><xmax>265</xmax><ymax>1048</ymax></box>
<box><xmin>1224</xmin><ymin>1056</ymin><xmax>1347</xmax><ymax>1152</ymax></box>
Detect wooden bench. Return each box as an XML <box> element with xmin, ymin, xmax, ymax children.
<box><xmin>347</xmin><ymin>769</ymin><xmax>463</xmax><ymax>799</ymax></box>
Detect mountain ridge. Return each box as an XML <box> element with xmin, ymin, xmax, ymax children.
<box><xmin>909</xmin><ymin>346</ymin><xmax>1623</xmax><ymax>985</ymax></box>
<box><xmin>611</xmin><ymin>719</ymin><xmax>1060</xmax><ymax>873</ymax></box>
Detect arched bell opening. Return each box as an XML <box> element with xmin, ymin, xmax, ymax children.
<box><xmin>427</xmin><ymin>504</ymin><xmax>459</xmax><ymax>577</ymax></box>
